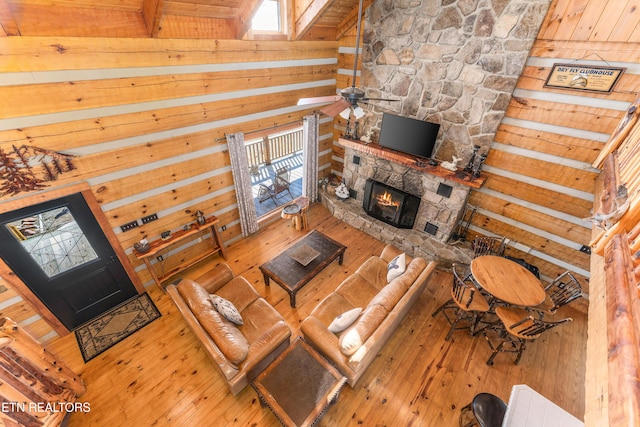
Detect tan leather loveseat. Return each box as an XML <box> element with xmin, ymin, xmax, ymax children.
<box><xmin>167</xmin><ymin>263</ymin><xmax>291</xmax><ymax>395</ymax></box>
<box><xmin>300</xmin><ymin>245</ymin><xmax>436</xmax><ymax>387</ymax></box>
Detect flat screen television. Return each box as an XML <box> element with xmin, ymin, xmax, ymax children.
<box><xmin>378</xmin><ymin>113</ymin><xmax>440</xmax><ymax>159</ymax></box>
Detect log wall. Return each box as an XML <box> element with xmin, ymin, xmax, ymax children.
<box><xmin>0</xmin><ymin>37</ymin><xmax>339</xmax><ymax>343</ymax></box>
<box><xmin>586</xmin><ymin>94</ymin><xmax>640</xmax><ymax>426</ymax></box>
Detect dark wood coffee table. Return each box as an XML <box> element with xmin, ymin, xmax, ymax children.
<box><xmin>259</xmin><ymin>230</ymin><xmax>346</xmax><ymax>308</ymax></box>
<box><xmin>252</xmin><ymin>338</ymin><xmax>347</xmax><ymax>427</ymax></box>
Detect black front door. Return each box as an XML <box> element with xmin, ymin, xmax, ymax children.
<box><xmin>0</xmin><ymin>192</ymin><xmax>138</xmax><ymax>330</ymax></box>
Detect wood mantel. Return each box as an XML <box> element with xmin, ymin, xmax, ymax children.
<box><xmin>338</xmin><ymin>138</ymin><xmax>486</xmax><ymax>189</ymax></box>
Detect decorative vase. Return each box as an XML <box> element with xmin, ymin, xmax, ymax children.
<box><xmin>326</xmin><ymin>181</ymin><xmax>338</xmax><ymax>196</ymax></box>
<box><xmin>134</xmin><ymin>239</ymin><xmax>150</xmax><ymax>253</ymax></box>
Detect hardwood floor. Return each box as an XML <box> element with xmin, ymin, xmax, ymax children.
<box><xmin>49</xmin><ymin>203</ymin><xmax>587</xmax><ymax>426</ymax></box>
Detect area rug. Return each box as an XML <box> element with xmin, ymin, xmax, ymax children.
<box><xmin>75</xmin><ymin>293</ymin><xmax>161</xmax><ymax>362</ymax></box>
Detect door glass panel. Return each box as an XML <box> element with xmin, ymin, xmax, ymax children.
<box><xmin>3</xmin><ymin>206</ymin><xmax>98</xmax><ymax>278</ymax></box>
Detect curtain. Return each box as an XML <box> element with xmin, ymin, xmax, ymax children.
<box><xmin>226</xmin><ymin>132</ymin><xmax>259</xmax><ymax>236</ymax></box>
<box><xmin>302</xmin><ymin>114</ymin><xmax>320</xmax><ymax>202</ymax></box>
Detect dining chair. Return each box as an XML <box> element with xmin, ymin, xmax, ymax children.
<box><xmin>432</xmin><ymin>264</ymin><xmax>490</xmax><ymax>340</ymax></box>
<box><xmin>534</xmin><ymin>270</ymin><xmax>582</xmax><ymax>316</ymax></box>
<box><xmin>459</xmin><ymin>392</ymin><xmax>507</xmax><ymax>427</ymax></box>
<box><xmin>471</xmin><ymin>236</ymin><xmax>506</xmax><ymax>258</ymax></box>
<box><xmin>484</xmin><ymin>306</ymin><xmax>572</xmax><ymax>365</ymax></box>
<box><xmin>503</xmin><ymin>255</ymin><xmax>540</xmax><ymax>279</ymax></box>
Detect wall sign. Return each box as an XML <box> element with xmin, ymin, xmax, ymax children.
<box><xmin>545</xmin><ymin>63</ymin><xmax>625</xmax><ymax>93</ymax></box>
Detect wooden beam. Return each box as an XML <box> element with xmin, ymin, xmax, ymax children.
<box><xmin>235</xmin><ymin>0</ymin><xmax>263</xmax><ymax>39</ymax></box>
<box><xmin>295</xmin><ymin>0</ymin><xmax>335</xmax><ymax>40</ymax></box>
<box><xmin>335</xmin><ymin>0</ymin><xmax>373</xmax><ymax>39</ymax></box>
<box><xmin>142</xmin><ymin>0</ymin><xmax>164</xmax><ymax>37</ymax></box>
<box><xmin>0</xmin><ymin>0</ymin><xmax>19</xmax><ymax>36</ymax></box>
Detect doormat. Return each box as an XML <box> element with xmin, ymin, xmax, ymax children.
<box><xmin>75</xmin><ymin>293</ymin><xmax>161</xmax><ymax>362</ymax></box>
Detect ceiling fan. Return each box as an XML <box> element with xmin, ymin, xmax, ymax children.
<box><xmin>297</xmin><ymin>0</ymin><xmax>398</xmax><ymax>129</ymax></box>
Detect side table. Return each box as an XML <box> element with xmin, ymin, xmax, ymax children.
<box><xmin>134</xmin><ymin>215</ymin><xmax>226</xmax><ymax>291</ymax></box>
<box><xmin>281</xmin><ymin>197</ymin><xmax>309</xmax><ymax>231</ymax></box>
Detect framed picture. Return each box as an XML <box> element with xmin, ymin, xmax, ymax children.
<box><xmin>544</xmin><ymin>63</ymin><xmax>625</xmax><ymax>93</ymax></box>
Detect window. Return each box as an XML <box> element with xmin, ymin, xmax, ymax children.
<box><xmin>252</xmin><ymin>0</ymin><xmax>283</xmax><ymax>33</ymax></box>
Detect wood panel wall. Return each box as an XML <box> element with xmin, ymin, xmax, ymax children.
<box><xmin>0</xmin><ymin>37</ymin><xmax>339</xmax><ymax>343</ymax></box>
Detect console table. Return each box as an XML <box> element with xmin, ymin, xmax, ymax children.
<box><xmin>134</xmin><ymin>215</ymin><xmax>226</xmax><ymax>290</ymax></box>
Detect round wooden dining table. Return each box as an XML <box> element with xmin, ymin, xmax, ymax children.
<box><xmin>470</xmin><ymin>255</ymin><xmax>546</xmax><ymax>307</ymax></box>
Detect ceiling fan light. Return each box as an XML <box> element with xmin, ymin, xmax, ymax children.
<box><xmin>339</xmin><ymin>108</ymin><xmax>351</xmax><ymax>120</ymax></box>
<box><xmin>353</xmin><ymin>106</ymin><xmax>365</xmax><ymax>119</ymax></box>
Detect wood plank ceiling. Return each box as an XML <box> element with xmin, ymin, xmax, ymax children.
<box><xmin>0</xmin><ymin>0</ymin><xmax>366</xmax><ymax>40</ymax></box>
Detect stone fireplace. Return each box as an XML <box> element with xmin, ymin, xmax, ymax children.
<box><xmin>321</xmin><ymin>139</ymin><xmax>481</xmax><ymax>266</ymax></box>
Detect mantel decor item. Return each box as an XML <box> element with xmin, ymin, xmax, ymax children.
<box><xmin>473</xmin><ymin>153</ymin><xmax>487</xmax><ymax>178</ymax></box>
<box><xmin>464</xmin><ymin>145</ymin><xmax>480</xmax><ymax>173</ymax></box>
<box><xmin>440</xmin><ymin>156</ymin><xmax>462</xmax><ymax>172</ymax></box>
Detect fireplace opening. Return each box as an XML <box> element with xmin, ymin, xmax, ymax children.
<box><xmin>363</xmin><ymin>179</ymin><xmax>421</xmax><ymax>229</ymax></box>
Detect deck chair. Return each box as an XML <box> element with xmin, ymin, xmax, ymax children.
<box><xmin>484</xmin><ymin>306</ymin><xmax>572</xmax><ymax>365</ymax></box>
<box><xmin>432</xmin><ymin>264</ymin><xmax>490</xmax><ymax>340</ymax></box>
<box><xmin>257</xmin><ymin>167</ymin><xmax>292</xmax><ymax>206</ymax></box>
<box><xmin>273</xmin><ymin>167</ymin><xmax>293</xmax><ymax>200</ymax></box>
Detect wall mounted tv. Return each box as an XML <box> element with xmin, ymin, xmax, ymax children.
<box><xmin>378</xmin><ymin>113</ymin><xmax>440</xmax><ymax>159</ymax></box>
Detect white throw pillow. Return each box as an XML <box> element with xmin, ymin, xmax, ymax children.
<box><xmin>387</xmin><ymin>253</ymin><xmax>406</xmax><ymax>282</ymax></box>
<box><xmin>339</xmin><ymin>328</ymin><xmax>363</xmax><ymax>356</ymax></box>
<box><xmin>328</xmin><ymin>307</ymin><xmax>362</xmax><ymax>333</ymax></box>
<box><xmin>210</xmin><ymin>294</ymin><xmax>243</xmax><ymax>325</ymax></box>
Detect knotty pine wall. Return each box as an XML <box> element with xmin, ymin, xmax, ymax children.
<box><xmin>0</xmin><ymin>37</ymin><xmax>339</xmax><ymax>343</ymax></box>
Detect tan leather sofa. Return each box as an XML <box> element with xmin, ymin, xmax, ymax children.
<box><xmin>167</xmin><ymin>263</ymin><xmax>291</xmax><ymax>395</ymax></box>
<box><xmin>300</xmin><ymin>245</ymin><xmax>436</xmax><ymax>387</ymax></box>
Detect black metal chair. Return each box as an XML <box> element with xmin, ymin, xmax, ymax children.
<box><xmin>459</xmin><ymin>392</ymin><xmax>507</xmax><ymax>427</ymax></box>
<box><xmin>484</xmin><ymin>306</ymin><xmax>572</xmax><ymax>365</ymax></box>
<box><xmin>503</xmin><ymin>255</ymin><xmax>540</xmax><ymax>279</ymax></box>
<box><xmin>471</xmin><ymin>236</ymin><xmax>506</xmax><ymax>258</ymax></box>
<box><xmin>534</xmin><ymin>270</ymin><xmax>582</xmax><ymax>316</ymax></box>
<box><xmin>432</xmin><ymin>264</ymin><xmax>490</xmax><ymax>340</ymax></box>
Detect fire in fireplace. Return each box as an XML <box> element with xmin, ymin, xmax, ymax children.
<box><xmin>363</xmin><ymin>179</ymin><xmax>421</xmax><ymax>229</ymax></box>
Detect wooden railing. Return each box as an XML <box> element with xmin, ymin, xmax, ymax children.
<box><xmin>246</xmin><ymin>128</ymin><xmax>303</xmax><ymax>167</ymax></box>
<box><xmin>589</xmin><ymin>95</ymin><xmax>640</xmax><ymax>427</ymax></box>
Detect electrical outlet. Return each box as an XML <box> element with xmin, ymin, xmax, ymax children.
<box><xmin>220</xmin><ymin>225</ymin><xmax>227</xmax><ymax>231</ymax></box>
<box><xmin>579</xmin><ymin>245</ymin><xmax>592</xmax><ymax>255</ymax></box>
<box><xmin>141</xmin><ymin>213</ymin><xmax>158</xmax><ymax>224</ymax></box>
<box><xmin>120</xmin><ymin>220</ymin><xmax>139</xmax><ymax>232</ymax></box>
